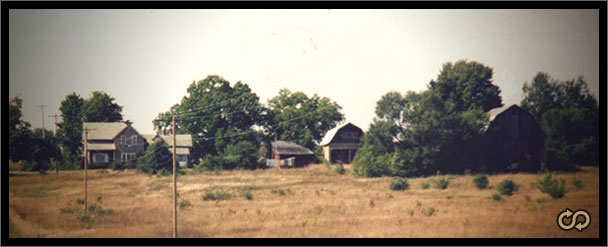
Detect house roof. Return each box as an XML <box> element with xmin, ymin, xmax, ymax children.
<box><xmin>83</xmin><ymin>122</ymin><xmax>129</xmax><ymax>140</ymax></box>
<box><xmin>158</xmin><ymin>134</ymin><xmax>193</xmax><ymax>147</ymax></box>
<box><xmin>142</xmin><ymin>134</ymin><xmax>157</xmax><ymax>145</ymax></box>
<box><xmin>87</xmin><ymin>143</ymin><xmax>116</xmax><ymax>151</ymax></box>
<box><xmin>318</xmin><ymin>122</ymin><xmax>363</xmax><ymax>146</ymax></box>
<box><xmin>488</xmin><ymin>104</ymin><xmax>513</xmax><ymax>122</ymax></box>
<box><xmin>170</xmin><ymin>147</ymin><xmax>190</xmax><ymax>155</ymax></box>
<box><xmin>272</xmin><ymin>141</ymin><xmax>314</xmax><ymax>155</ymax></box>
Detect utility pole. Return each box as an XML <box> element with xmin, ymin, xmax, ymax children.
<box><xmin>37</xmin><ymin>105</ymin><xmax>47</xmax><ymax>139</ymax></box>
<box><xmin>172</xmin><ymin>113</ymin><xmax>177</xmax><ymax>238</ymax></box>
<box><xmin>48</xmin><ymin>113</ymin><xmax>61</xmax><ymax>134</ymax></box>
<box><xmin>83</xmin><ymin>127</ymin><xmax>95</xmax><ymax>212</ymax></box>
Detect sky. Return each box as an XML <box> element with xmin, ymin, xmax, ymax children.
<box><xmin>9</xmin><ymin>9</ymin><xmax>600</xmax><ymax>135</ymax></box>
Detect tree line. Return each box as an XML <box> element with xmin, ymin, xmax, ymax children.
<box><xmin>352</xmin><ymin>60</ymin><xmax>599</xmax><ymax>177</ymax></box>
<box><xmin>9</xmin><ymin>60</ymin><xmax>598</xmax><ymax>176</ymax></box>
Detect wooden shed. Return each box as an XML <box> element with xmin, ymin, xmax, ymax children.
<box><xmin>318</xmin><ymin>122</ymin><xmax>364</xmax><ymax>164</ymax></box>
<box><xmin>271</xmin><ymin>141</ymin><xmax>315</xmax><ymax>167</ymax></box>
<box><xmin>486</xmin><ymin>104</ymin><xmax>545</xmax><ymax>172</ymax></box>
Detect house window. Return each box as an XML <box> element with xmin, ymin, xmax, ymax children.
<box><xmin>121</xmin><ymin>152</ymin><xmax>136</xmax><ymax>162</ymax></box>
<box><xmin>93</xmin><ymin>153</ymin><xmax>109</xmax><ymax>163</ymax></box>
<box><xmin>121</xmin><ymin>135</ymin><xmax>126</xmax><ymax>145</ymax></box>
<box><xmin>132</xmin><ymin>136</ymin><xmax>138</xmax><ymax>145</ymax></box>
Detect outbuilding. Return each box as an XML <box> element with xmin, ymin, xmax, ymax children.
<box><xmin>486</xmin><ymin>104</ymin><xmax>545</xmax><ymax>172</ymax></box>
<box><xmin>271</xmin><ymin>140</ymin><xmax>315</xmax><ymax>167</ymax></box>
<box><xmin>318</xmin><ymin>122</ymin><xmax>364</xmax><ymax>164</ymax></box>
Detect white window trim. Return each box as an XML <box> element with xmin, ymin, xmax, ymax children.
<box><xmin>121</xmin><ymin>135</ymin><xmax>126</xmax><ymax>145</ymax></box>
<box><xmin>132</xmin><ymin>136</ymin><xmax>137</xmax><ymax>145</ymax></box>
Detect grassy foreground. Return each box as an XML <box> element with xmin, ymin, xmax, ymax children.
<box><xmin>8</xmin><ymin>164</ymin><xmax>599</xmax><ymax>238</ymax></box>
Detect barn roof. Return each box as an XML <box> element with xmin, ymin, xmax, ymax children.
<box><xmin>272</xmin><ymin>141</ymin><xmax>314</xmax><ymax>155</ymax></box>
<box><xmin>488</xmin><ymin>104</ymin><xmax>514</xmax><ymax>122</ymax></box>
<box><xmin>318</xmin><ymin>122</ymin><xmax>363</xmax><ymax>146</ymax></box>
<box><xmin>83</xmin><ymin>122</ymin><xmax>130</xmax><ymax>140</ymax></box>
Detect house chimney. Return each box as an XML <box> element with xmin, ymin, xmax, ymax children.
<box><xmin>123</xmin><ymin>120</ymin><xmax>133</xmax><ymax>125</ymax></box>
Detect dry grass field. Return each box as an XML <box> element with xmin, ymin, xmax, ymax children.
<box><xmin>8</xmin><ymin>164</ymin><xmax>600</xmax><ymax>238</ymax></box>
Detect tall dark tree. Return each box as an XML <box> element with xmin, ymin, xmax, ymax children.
<box><xmin>82</xmin><ymin>91</ymin><xmax>123</xmax><ymax>122</ymax></box>
<box><xmin>267</xmin><ymin>89</ymin><xmax>344</xmax><ymax>151</ymax></box>
<box><xmin>521</xmin><ymin>73</ymin><xmax>599</xmax><ymax>168</ymax></box>
<box><xmin>429</xmin><ymin>60</ymin><xmax>503</xmax><ymax>113</ymax></box>
<box><xmin>153</xmin><ymin>75</ymin><xmax>267</xmax><ymax>169</ymax></box>
<box><xmin>353</xmin><ymin>60</ymin><xmax>499</xmax><ymax>177</ymax></box>
<box><xmin>9</xmin><ymin>95</ymin><xmax>34</xmax><ymax>162</ymax></box>
<box><xmin>57</xmin><ymin>92</ymin><xmax>85</xmax><ymax>165</ymax></box>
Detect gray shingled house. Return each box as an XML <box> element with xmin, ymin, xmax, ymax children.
<box><xmin>143</xmin><ymin>133</ymin><xmax>193</xmax><ymax>168</ymax></box>
<box><xmin>83</xmin><ymin>122</ymin><xmax>147</xmax><ymax>164</ymax></box>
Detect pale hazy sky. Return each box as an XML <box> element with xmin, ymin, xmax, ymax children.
<box><xmin>9</xmin><ymin>9</ymin><xmax>600</xmax><ymax>135</ymax></box>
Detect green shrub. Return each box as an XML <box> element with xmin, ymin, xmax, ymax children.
<box><xmin>271</xmin><ymin>189</ymin><xmax>287</xmax><ymax>196</ymax></box>
<box><xmin>137</xmin><ymin>140</ymin><xmax>173</xmax><ymax>175</ymax></box>
<box><xmin>335</xmin><ymin>164</ymin><xmax>346</xmax><ymax>175</ymax></box>
<box><xmin>110</xmin><ymin>161</ymin><xmax>124</xmax><ymax>171</ymax></box>
<box><xmin>434</xmin><ymin>178</ymin><xmax>449</xmax><ymax>190</ymax></box>
<box><xmin>497</xmin><ymin>179</ymin><xmax>518</xmax><ymax>196</ymax></box>
<box><xmin>421</xmin><ymin>182</ymin><xmax>430</xmax><ymax>190</ymax></box>
<box><xmin>473</xmin><ymin>175</ymin><xmax>489</xmax><ymax>189</ymax></box>
<box><xmin>202</xmin><ymin>189</ymin><xmax>232</xmax><ymax>201</ymax></box>
<box><xmin>537</xmin><ymin>173</ymin><xmax>566</xmax><ymax>199</ymax></box>
<box><xmin>77</xmin><ymin>214</ymin><xmax>91</xmax><ymax>223</ymax></box>
<box><xmin>75</xmin><ymin>198</ymin><xmax>85</xmax><ymax>205</ymax></box>
<box><xmin>21</xmin><ymin>160</ymin><xmax>50</xmax><ymax>172</ymax></box>
<box><xmin>389</xmin><ymin>178</ymin><xmax>410</xmax><ymax>191</ymax></box>
<box><xmin>492</xmin><ymin>193</ymin><xmax>501</xmax><ymax>201</ymax></box>
<box><xmin>571</xmin><ymin>177</ymin><xmax>582</xmax><ymax>189</ymax></box>
<box><xmin>241</xmin><ymin>190</ymin><xmax>253</xmax><ymax>200</ymax></box>
<box><xmin>177</xmin><ymin>198</ymin><xmax>191</xmax><ymax>211</ymax></box>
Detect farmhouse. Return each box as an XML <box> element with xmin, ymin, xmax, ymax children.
<box><xmin>143</xmin><ymin>134</ymin><xmax>193</xmax><ymax>168</ymax></box>
<box><xmin>319</xmin><ymin>122</ymin><xmax>364</xmax><ymax>164</ymax></box>
<box><xmin>486</xmin><ymin>104</ymin><xmax>545</xmax><ymax>172</ymax></box>
<box><xmin>271</xmin><ymin>140</ymin><xmax>315</xmax><ymax>167</ymax></box>
<box><xmin>83</xmin><ymin>122</ymin><xmax>147</xmax><ymax>164</ymax></box>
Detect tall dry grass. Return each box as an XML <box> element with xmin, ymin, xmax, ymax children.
<box><xmin>8</xmin><ymin>164</ymin><xmax>600</xmax><ymax>238</ymax></box>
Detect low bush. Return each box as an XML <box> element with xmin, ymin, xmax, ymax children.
<box><xmin>571</xmin><ymin>177</ymin><xmax>582</xmax><ymax>189</ymax></box>
<box><xmin>492</xmin><ymin>193</ymin><xmax>501</xmax><ymax>201</ymax></box>
<box><xmin>537</xmin><ymin>173</ymin><xmax>566</xmax><ymax>199</ymax></box>
<box><xmin>335</xmin><ymin>164</ymin><xmax>346</xmax><ymax>175</ymax></box>
<box><xmin>110</xmin><ymin>161</ymin><xmax>124</xmax><ymax>171</ymax></box>
<box><xmin>241</xmin><ymin>190</ymin><xmax>253</xmax><ymax>200</ymax></box>
<box><xmin>202</xmin><ymin>189</ymin><xmax>232</xmax><ymax>201</ymax></box>
<box><xmin>497</xmin><ymin>179</ymin><xmax>518</xmax><ymax>196</ymax></box>
<box><xmin>389</xmin><ymin>178</ymin><xmax>410</xmax><ymax>191</ymax></box>
<box><xmin>420</xmin><ymin>182</ymin><xmax>430</xmax><ymax>190</ymax></box>
<box><xmin>177</xmin><ymin>198</ymin><xmax>191</xmax><ymax>211</ymax></box>
<box><xmin>473</xmin><ymin>175</ymin><xmax>489</xmax><ymax>189</ymax></box>
<box><xmin>434</xmin><ymin>178</ymin><xmax>449</xmax><ymax>190</ymax></box>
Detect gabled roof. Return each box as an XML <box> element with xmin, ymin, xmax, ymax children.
<box><xmin>83</xmin><ymin>122</ymin><xmax>129</xmax><ymax>140</ymax></box>
<box><xmin>318</xmin><ymin>122</ymin><xmax>363</xmax><ymax>146</ymax></box>
<box><xmin>272</xmin><ymin>141</ymin><xmax>314</xmax><ymax>155</ymax></box>
<box><xmin>142</xmin><ymin>134</ymin><xmax>157</xmax><ymax>145</ymax></box>
<box><xmin>488</xmin><ymin>104</ymin><xmax>512</xmax><ymax>122</ymax></box>
<box><xmin>158</xmin><ymin>134</ymin><xmax>193</xmax><ymax>147</ymax></box>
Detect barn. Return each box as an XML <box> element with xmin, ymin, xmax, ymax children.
<box><xmin>319</xmin><ymin>122</ymin><xmax>364</xmax><ymax>164</ymax></box>
<box><xmin>486</xmin><ymin>104</ymin><xmax>545</xmax><ymax>172</ymax></box>
<box><xmin>271</xmin><ymin>141</ymin><xmax>315</xmax><ymax>167</ymax></box>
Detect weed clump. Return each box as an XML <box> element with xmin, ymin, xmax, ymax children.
<box><xmin>202</xmin><ymin>189</ymin><xmax>232</xmax><ymax>201</ymax></box>
<box><xmin>473</xmin><ymin>175</ymin><xmax>489</xmax><ymax>189</ymax></box>
<box><xmin>178</xmin><ymin>198</ymin><xmax>191</xmax><ymax>211</ymax></box>
<box><xmin>421</xmin><ymin>182</ymin><xmax>430</xmax><ymax>190</ymax></box>
<box><xmin>492</xmin><ymin>193</ymin><xmax>501</xmax><ymax>201</ymax></box>
<box><xmin>389</xmin><ymin>178</ymin><xmax>410</xmax><ymax>191</ymax></box>
<box><xmin>571</xmin><ymin>177</ymin><xmax>582</xmax><ymax>189</ymax></box>
<box><xmin>434</xmin><ymin>178</ymin><xmax>449</xmax><ymax>190</ymax></box>
<box><xmin>536</xmin><ymin>173</ymin><xmax>565</xmax><ymax>199</ymax></box>
<box><xmin>497</xmin><ymin>179</ymin><xmax>518</xmax><ymax>196</ymax></box>
<box><xmin>241</xmin><ymin>190</ymin><xmax>253</xmax><ymax>200</ymax></box>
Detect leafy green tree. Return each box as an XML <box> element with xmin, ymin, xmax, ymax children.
<box><xmin>57</xmin><ymin>92</ymin><xmax>85</xmax><ymax>167</ymax></box>
<box><xmin>521</xmin><ymin>73</ymin><xmax>599</xmax><ymax>169</ymax></box>
<box><xmin>9</xmin><ymin>95</ymin><xmax>33</xmax><ymax>162</ymax></box>
<box><xmin>137</xmin><ymin>140</ymin><xmax>172</xmax><ymax>175</ymax></box>
<box><xmin>31</xmin><ymin>128</ymin><xmax>61</xmax><ymax>165</ymax></box>
<box><xmin>267</xmin><ymin>89</ymin><xmax>343</xmax><ymax>151</ymax></box>
<box><xmin>542</xmin><ymin>107</ymin><xmax>599</xmax><ymax>168</ymax></box>
<box><xmin>153</xmin><ymin>75</ymin><xmax>267</xmax><ymax>168</ymax></box>
<box><xmin>82</xmin><ymin>91</ymin><xmax>123</xmax><ymax>122</ymax></box>
<box><xmin>429</xmin><ymin>60</ymin><xmax>503</xmax><ymax>113</ymax></box>
<box><xmin>353</xmin><ymin>60</ymin><xmax>499</xmax><ymax>177</ymax></box>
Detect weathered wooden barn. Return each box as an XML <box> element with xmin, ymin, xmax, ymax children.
<box><xmin>486</xmin><ymin>104</ymin><xmax>545</xmax><ymax>172</ymax></box>
<box><xmin>319</xmin><ymin>122</ymin><xmax>364</xmax><ymax>164</ymax></box>
<box><xmin>271</xmin><ymin>141</ymin><xmax>315</xmax><ymax>167</ymax></box>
